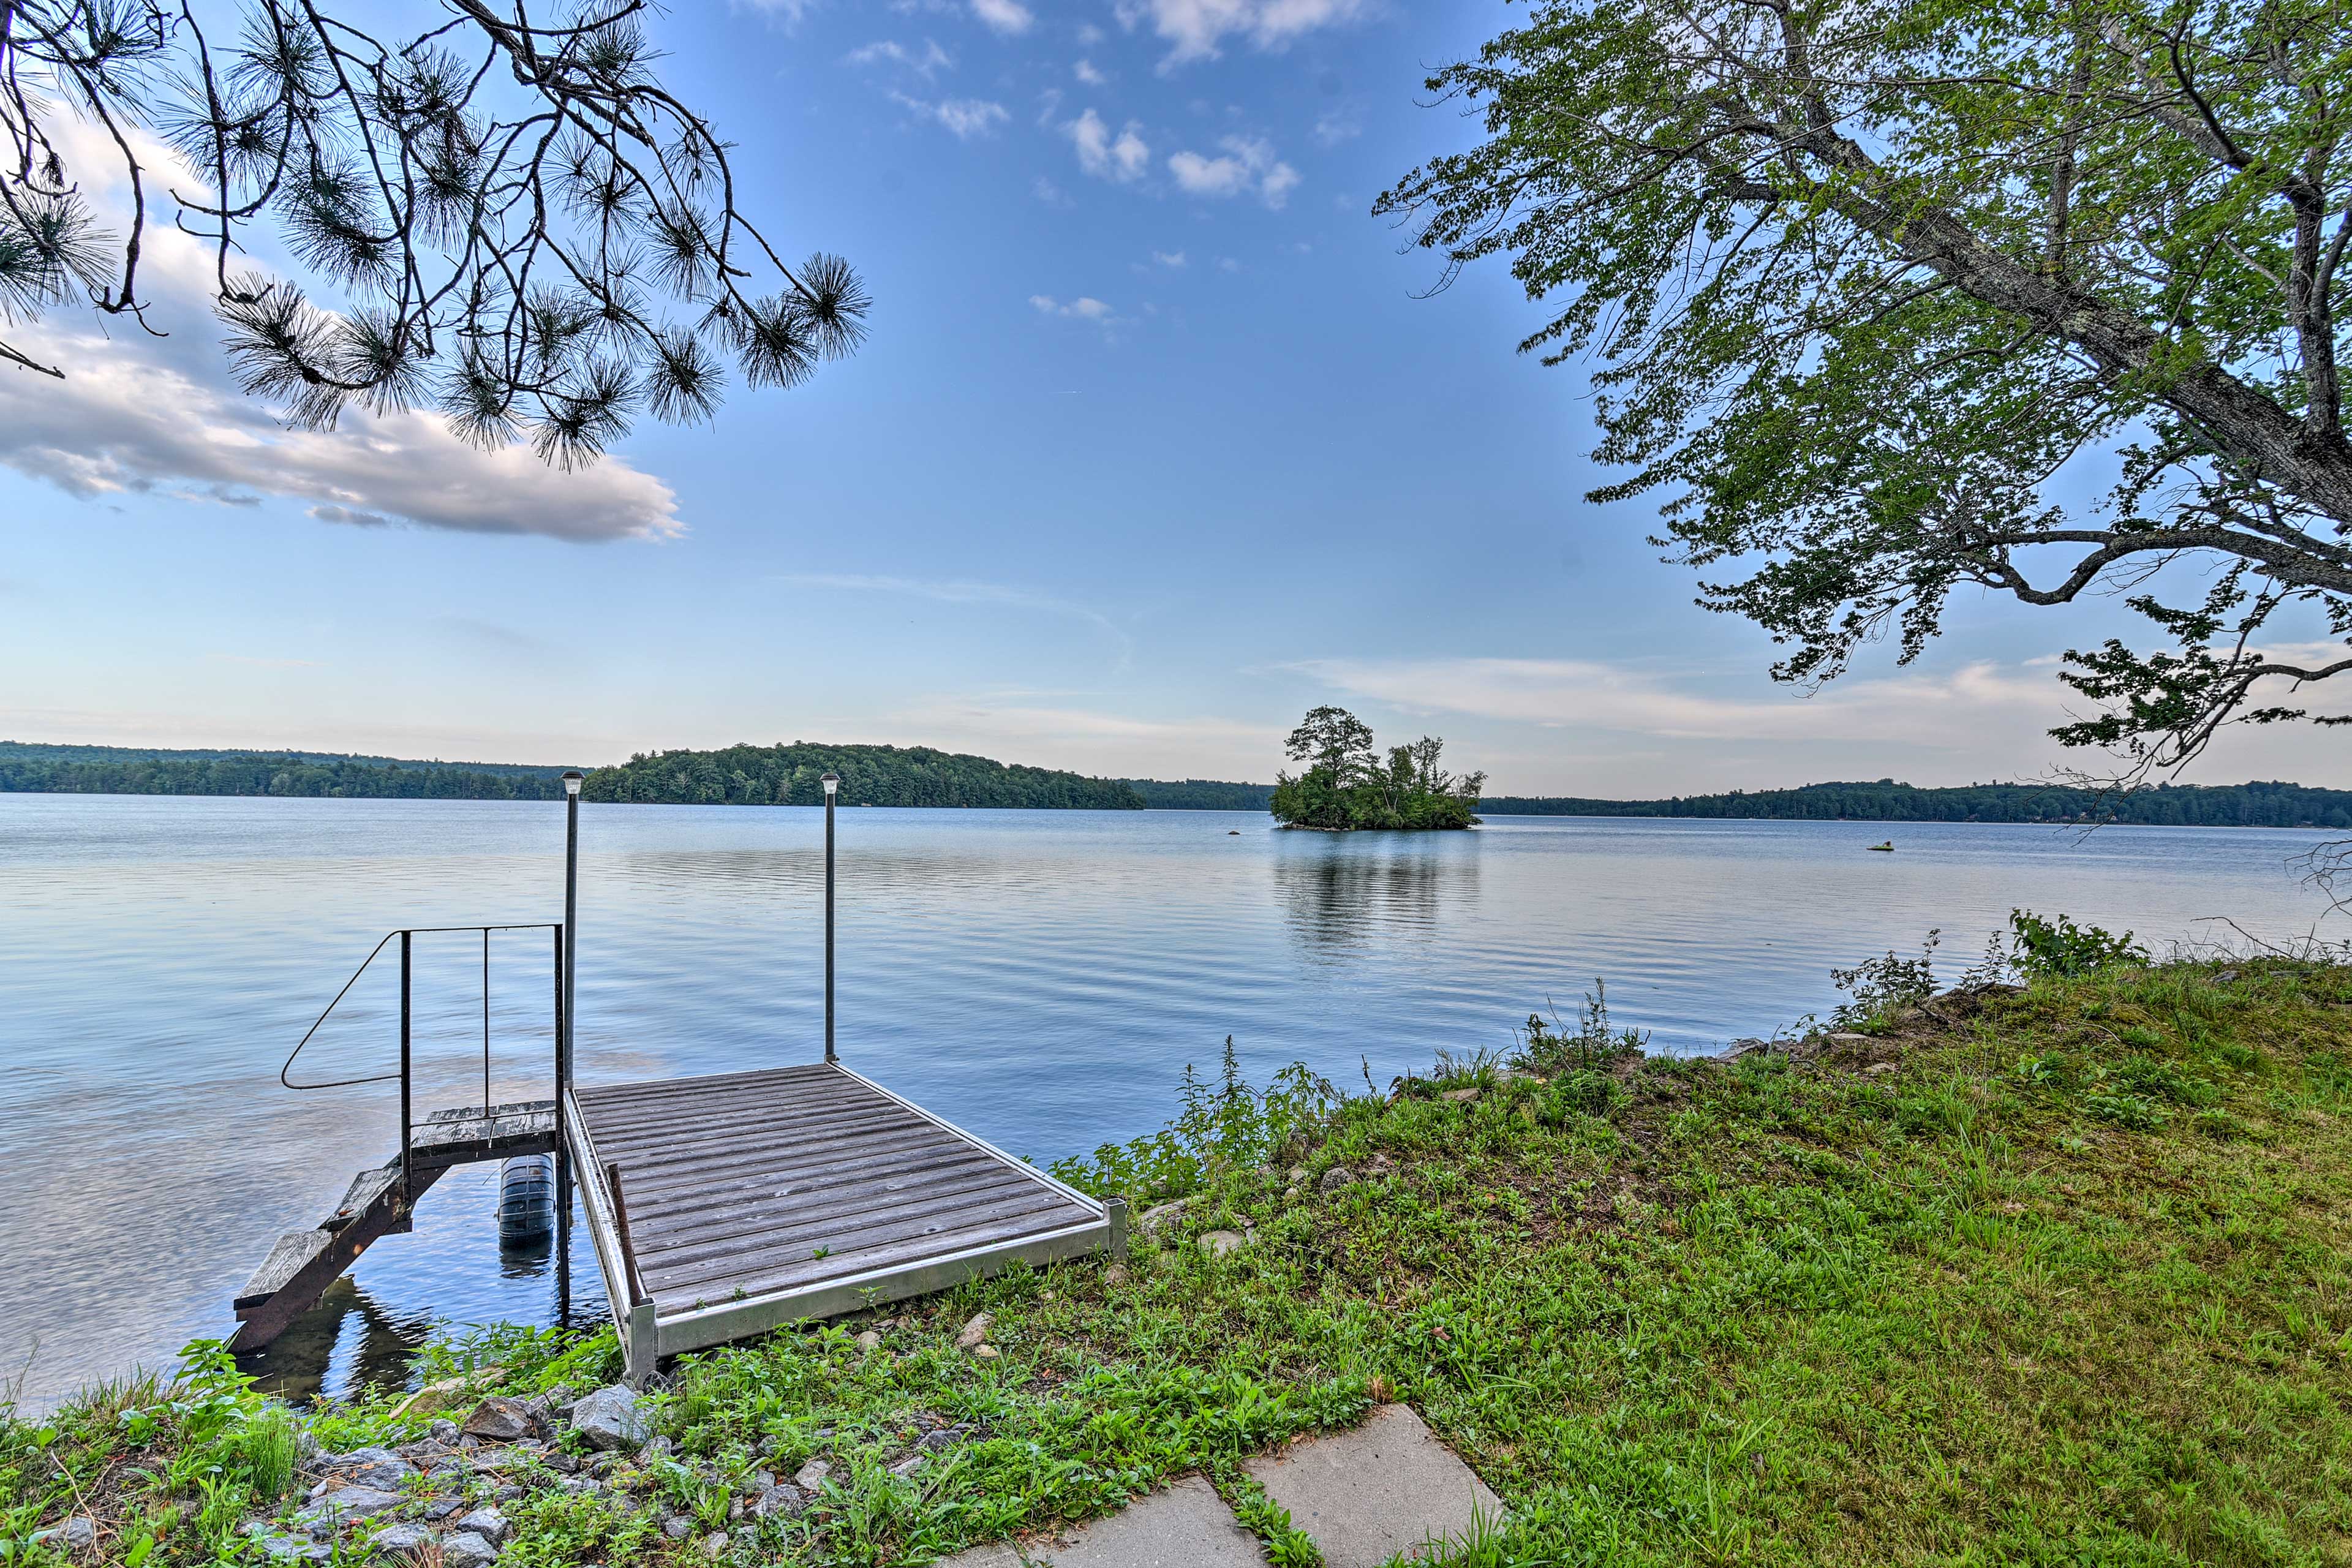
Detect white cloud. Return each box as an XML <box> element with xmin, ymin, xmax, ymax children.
<box><xmin>1313</xmin><ymin>106</ymin><xmax>1361</xmax><ymax>146</ymax></box>
<box><xmin>1030</xmin><ymin>295</ymin><xmax>1117</xmax><ymax>321</ymax></box>
<box><xmin>1074</xmin><ymin>58</ymin><xmax>1109</xmax><ymax>85</ymax></box>
<box><xmin>1034</xmin><ymin>175</ymin><xmax>1073</xmax><ymax>205</ymax></box>
<box><xmin>1120</xmin><ymin>0</ymin><xmax>1368</xmax><ymax>66</ymax></box>
<box><xmin>971</xmin><ymin>0</ymin><xmax>1035</xmax><ymax>32</ymax></box>
<box><xmin>0</xmin><ymin>123</ymin><xmax>677</xmax><ymax>542</ymax></box>
<box><xmin>1218</xmin><ymin>256</ymin><xmax>1242</xmax><ymax>272</ymax></box>
<box><xmin>1289</xmin><ymin>653</ymin><xmax>2287</xmax><ymax>752</ymax></box>
<box><xmin>1065</xmin><ymin>108</ymin><xmax>1150</xmax><ymax>182</ymax></box>
<box><xmin>891</xmin><ymin>92</ymin><xmax>1011</xmax><ymax>137</ymax></box>
<box><xmin>847</xmin><ymin>37</ymin><xmax>954</xmax><ymax>75</ymax></box>
<box><xmin>1167</xmin><ymin>135</ymin><xmax>1297</xmax><ymax>207</ymax></box>
<box><xmin>742</xmin><ymin>0</ymin><xmax>823</xmax><ymax>28</ymax></box>
<box><xmin>1152</xmin><ymin>250</ymin><xmax>1188</xmax><ymax>268</ymax></box>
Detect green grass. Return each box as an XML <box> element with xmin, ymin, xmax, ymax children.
<box><xmin>5</xmin><ymin>958</ymin><xmax>2349</xmax><ymax>1565</ymax></box>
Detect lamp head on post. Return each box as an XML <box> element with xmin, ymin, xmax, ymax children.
<box><xmin>562</xmin><ymin>770</ymin><xmax>583</xmax><ymax>797</ymax></box>
<box><xmin>821</xmin><ymin>772</ymin><xmax>839</xmax><ymax>797</ymax></box>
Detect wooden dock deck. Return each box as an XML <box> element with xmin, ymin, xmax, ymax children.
<box><xmin>567</xmin><ymin>1062</ymin><xmax>1123</xmax><ymax>1379</ymax></box>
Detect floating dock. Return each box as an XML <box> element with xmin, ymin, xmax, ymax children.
<box><xmin>230</xmin><ymin>777</ymin><xmax>1124</xmax><ymax>1378</ymax></box>
<box><xmin>570</xmin><ymin>1063</ymin><xmax>1120</xmax><ymax>1380</ymax></box>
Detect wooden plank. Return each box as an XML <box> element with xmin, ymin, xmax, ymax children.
<box><xmin>327</xmin><ymin>1164</ymin><xmax>401</xmax><ymax>1230</ymax></box>
<box><xmin>584</xmin><ymin>1106</ymin><xmax>925</xmax><ymax>1174</ymax></box>
<box><xmin>576</xmin><ymin>1090</ymin><xmax>908</xmax><ymax>1166</ymax></box>
<box><xmin>643</xmin><ymin>1185</ymin><xmax>1083</xmax><ymax>1300</ymax></box>
<box><xmin>235</xmin><ymin>1229</ymin><xmax>336</xmax><ymax>1308</ymax></box>
<box><xmin>666</xmin><ymin>1202</ymin><xmax>1097</xmax><ymax>1308</ymax></box>
<box><xmin>622</xmin><ymin>1148</ymin><xmax>1016</xmax><ymax>1246</ymax></box>
<box><xmin>230</xmin><ymin>1163</ymin><xmax>445</xmax><ymax>1348</ymax></box>
<box><xmin>652</xmin><ymin>1216</ymin><xmax>1110</xmax><ymax>1359</ymax></box>
<box><xmin>592</xmin><ymin>1114</ymin><xmax>957</xmax><ymax>1193</ymax></box>
<box><xmin>633</xmin><ymin>1168</ymin><xmax>1059</xmax><ymax>1280</ymax></box>
<box><xmin>575</xmin><ymin>1063</ymin><xmax>840</xmax><ymax>1110</ymax></box>
<box><xmin>579</xmin><ymin>1090</ymin><xmax>908</xmax><ymax>1155</ymax></box>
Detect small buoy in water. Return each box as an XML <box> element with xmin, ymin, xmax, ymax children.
<box><xmin>1228</xmin><ymin>829</ymin><xmax>1240</xmax><ymax>835</ymax></box>
<box><xmin>1868</xmin><ymin>840</ymin><xmax>1894</xmax><ymax>852</ymax></box>
<box><xmin>498</xmin><ymin>1155</ymin><xmax>554</xmax><ymax>1242</ymax></box>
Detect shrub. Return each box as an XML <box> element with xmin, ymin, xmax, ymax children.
<box><xmin>1515</xmin><ymin>982</ymin><xmax>1647</xmax><ymax>1076</ymax></box>
<box><xmin>1831</xmin><ymin>931</ymin><xmax>1940</xmax><ymax>1029</ymax></box>
<box><xmin>2008</xmin><ymin>909</ymin><xmax>2149</xmax><ymax>978</ymax></box>
<box><xmin>1050</xmin><ymin>1037</ymin><xmax>1344</xmax><ymax>1202</ymax></box>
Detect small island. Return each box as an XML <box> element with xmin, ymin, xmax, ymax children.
<box><xmin>1269</xmin><ymin>706</ymin><xmax>1485</xmax><ymax>831</ymax></box>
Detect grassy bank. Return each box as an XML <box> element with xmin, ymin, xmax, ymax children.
<box><xmin>6</xmin><ymin>952</ymin><xmax>2350</xmax><ymax>1565</ymax></box>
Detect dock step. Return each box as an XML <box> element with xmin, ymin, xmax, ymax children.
<box><xmin>228</xmin><ymin>1102</ymin><xmax>557</xmax><ymax>1351</ymax></box>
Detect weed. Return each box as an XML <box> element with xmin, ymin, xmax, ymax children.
<box><xmin>2009</xmin><ymin>908</ymin><xmax>2149</xmax><ymax>978</ymax></box>
<box><xmin>1830</xmin><ymin>930</ymin><xmax>1940</xmax><ymax>1030</ymax></box>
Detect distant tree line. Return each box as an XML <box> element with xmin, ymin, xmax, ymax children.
<box><xmin>1477</xmin><ymin>779</ymin><xmax>2352</xmax><ymax>829</ymax></box>
<box><xmin>0</xmin><ymin>748</ymin><xmax>566</xmax><ymax>800</ymax></box>
<box><xmin>582</xmin><ymin>744</ymin><xmax>1146</xmax><ymax>809</ymax></box>
<box><xmin>1121</xmin><ymin>779</ymin><xmax>1277</xmax><ymax>811</ymax></box>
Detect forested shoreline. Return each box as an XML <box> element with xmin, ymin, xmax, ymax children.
<box><xmin>7</xmin><ymin>744</ymin><xmax>2350</xmax><ymax>826</ymax></box>
<box><xmin>581</xmin><ymin>743</ymin><xmax>1144</xmax><ymax>810</ymax></box>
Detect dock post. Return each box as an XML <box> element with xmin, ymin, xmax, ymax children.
<box><xmin>398</xmin><ymin>929</ymin><xmax>413</xmax><ymax>1202</ymax></box>
<box><xmin>1106</xmin><ymin>1195</ymin><xmax>1129</xmax><ymax>1261</ymax></box>
<box><xmin>822</xmin><ymin>771</ymin><xmax>839</xmax><ymax>1063</ymax></box>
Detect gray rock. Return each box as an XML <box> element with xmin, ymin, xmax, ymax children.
<box><xmin>558</xmin><ymin>1475</ymin><xmax>605</xmax><ymax>1496</ymax></box>
<box><xmin>792</xmin><ymin>1458</ymin><xmax>831</xmax><ymax>1491</ymax></box>
<box><xmin>1199</xmin><ymin>1229</ymin><xmax>1245</xmax><ymax>1258</ymax></box>
<box><xmin>369</xmin><ymin>1523</ymin><xmax>437</xmax><ymax>1557</ymax></box>
<box><xmin>1137</xmin><ymin>1197</ymin><xmax>1189</xmax><ymax>1233</ymax></box>
<box><xmin>296</xmin><ymin>1487</ymin><xmax>408</xmax><ymax>1529</ymax></box>
<box><xmin>701</xmin><ymin>1531</ymin><xmax>730</xmax><ymax>1558</ymax></box>
<box><xmin>665</xmin><ymin>1515</ymin><xmax>697</xmax><ymax>1539</ymax></box>
<box><xmin>853</xmin><ymin>1330</ymin><xmax>882</xmax><ymax>1352</ymax></box>
<box><xmin>441</xmin><ymin>1531</ymin><xmax>499</xmax><ymax>1568</ymax></box>
<box><xmin>916</xmin><ymin>1428</ymin><xmax>959</xmax><ymax>1453</ymax></box>
<box><xmin>644</xmin><ymin>1434</ymin><xmax>674</xmax><ymax>1458</ymax></box>
<box><xmin>1712</xmin><ymin>1039</ymin><xmax>1771</xmax><ymax>1061</ymax></box>
<box><xmin>889</xmin><ymin>1455</ymin><xmax>925</xmax><ymax>1477</ymax></box>
<box><xmin>1317</xmin><ymin>1167</ymin><xmax>1355</xmax><ymax>1193</ymax></box>
<box><xmin>247</xmin><ymin>1529</ymin><xmax>332</xmax><ymax>1562</ymax></box>
<box><xmin>34</xmin><ymin>1517</ymin><xmax>97</xmax><ymax>1551</ymax></box>
<box><xmin>545</xmin><ymin>1450</ymin><xmax>580</xmax><ymax>1474</ymax></box>
<box><xmin>331</xmin><ymin>1448</ymin><xmax>417</xmax><ymax>1491</ymax></box>
<box><xmin>464</xmin><ymin>1396</ymin><xmax>533</xmax><ymax>1443</ymax></box>
<box><xmin>454</xmin><ymin>1508</ymin><xmax>508</xmax><ymax>1545</ymax></box>
<box><xmin>953</xmin><ymin>1312</ymin><xmax>992</xmax><ymax>1351</ymax></box>
<box><xmin>570</xmin><ymin>1385</ymin><xmax>648</xmax><ymax>1452</ymax></box>
<box><xmin>753</xmin><ymin>1483</ymin><xmax>806</xmax><ymax>1518</ymax></box>
<box><xmin>423</xmin><ymin>1496</ymin><xmax>466</xmax><ymax>1522</ymax></box>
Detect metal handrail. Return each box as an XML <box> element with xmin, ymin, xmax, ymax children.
<box><xmin>281</xmin><ymin>922</ymin><xmax>564</xmax><ymax>1204</ymax></box>
<box><xmin>281</xmin><ymin>923</ymin><xmax>560</xmax><ymax>1090</ymax></box>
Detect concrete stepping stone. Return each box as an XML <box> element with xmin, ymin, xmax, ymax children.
<box><xmin>938</xmin><ymin>1477</ymin><xmax>1266</xmax><ymax>1567</ymax></box>
<box><xmin>1244</xmin><ymin>1404</ymin><xmax>1502</xmax><ymax>1567</ymax></box>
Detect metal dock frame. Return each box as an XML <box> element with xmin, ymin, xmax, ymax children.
<box><xmin>564</xmin><ymin>1063</ymin><xmax>1126</xmax><ymax>1385</ymax></box>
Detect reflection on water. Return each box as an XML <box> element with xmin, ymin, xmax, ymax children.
<box><xmin>2</xmin><ymin>796</ymin><xmax>2337</xmax><ymax>1406</ymax></box>
<box><xmin>238</xmin><ymin>1169</ymin><xmax>607</xmax><ymax>1401</ymax></box>
<box><xmin>1273</xmin><ymin>832</ymin><xmax>1479</xmax><ymax>952</ymax></box>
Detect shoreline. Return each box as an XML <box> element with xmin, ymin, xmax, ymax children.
<box><xmin>8</xmin><ymin>951</ymin><xmax>2348</xmax><ymax>1564</ymax></box>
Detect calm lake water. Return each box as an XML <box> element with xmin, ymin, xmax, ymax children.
<box><xmin>0</xmin><ymin>794</ymin><xmax>2337</xmax><ymax>1407</ymax></box>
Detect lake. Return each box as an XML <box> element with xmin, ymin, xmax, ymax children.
<box><xmin>0</xmin><ymin>793</ymin><xmax>2337</xmax><ymax>1408</ymax></box>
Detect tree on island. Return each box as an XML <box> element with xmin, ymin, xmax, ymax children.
<box><xmin>1379</xmin><ymin>0</ymin><xmax>2352</xmax><ymax>784</ymax></box>
<box><xmin>1269</xmin><ymin>706</ymin><xmax>1486</xmax><ymax>830</ymax></box>
<box><xmin>1</xmin><ymin>1</ymin><xmax>866</xmax><ymax>467</ymax></box>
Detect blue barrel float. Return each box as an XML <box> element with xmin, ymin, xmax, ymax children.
<box><xmin>498</xmin><ymin>1154</ymin><xmax>554</xmax><ymax>1243</ymax></box>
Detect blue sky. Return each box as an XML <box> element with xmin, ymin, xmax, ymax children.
<box><xmin>2</xmin><ymin>0</ymin><xmax>2347</xmax><ymax>793</ymax></box>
